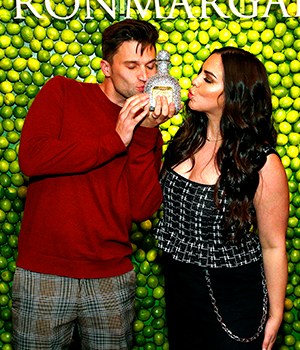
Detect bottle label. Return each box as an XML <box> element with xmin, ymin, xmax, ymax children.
<box><xmin>152</xmin><ymin>86</ymin><xmax>173</xmax><ymax>105</ymax></box>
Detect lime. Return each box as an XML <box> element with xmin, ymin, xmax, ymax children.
<box><xmin>286</xmin><ymin>111</ymin><xmax>299</xmax><ymax>124</ymax></box>
<box><xmin>157</xmin><ymin>30</ymin><xmax>168</xmax><ymax>44</ymax></box>
<box><xmin>54</xmin><ymin>41</ymin><xmax>67</xmax><ymax>54</ymax></box>
<box><xmin>250</xmin><ymin>42</ymin><xmax>263</xmax><ymax>56</ymax></box>
<box><xmin>176</xmin><ymin>41</ymin><xmax>188</xmax><ymax>55</ymax></box>
<box><xmin>291</xmin><ymin>86</ymin><xmax>300</xmax><ymax>99</ymax></box>
<box><xmin>76</xmin><ymin>54</ymin><xmax>90</xmax><ymax>67</ymax></box>
<box><xmin>0</xmin><ymin>160</ymin><xmax>9</xmax><ymax>173</ymax></box>
<box><xmin>268</xmin><ymin>73</ymin><xmax>281</xmax><ymax>87</ymax></box>
<box><xmin>29</xmin><ymin>39</ymin><xmax>42</xmax><ymax>52</ymax></box>
<box><xmin>32</xmin><ymin>72</ymin><xmax>45</xmax><ymax>86</ymax></box>
<box><xmin>99</xmin><ymin>19</ymin><xmax>111</xmax><ymax>33</ymax></box>
<box><xmin>143</xmin><ymin>325</ymin><xmax>154</xmax><ymax>338</ymax></box>
<box><xmin>63</xmin><ymin>54</ymin><xmax>76</xmax><ymax>67</ymax></box>
<box><xmin>227</xmin><ymin>21</ymin><xmax>241</xmax><ymax>35</ymax></box>
<box><xmin>21</xmin><ymin>26</ymin><xmax>33</xmax><ymax>42</ymax></box>
<box><xmin>66</xmin><ymin>67</ymin><xmax>78</xmax><ymax>79</ymax></box>
<box><xmin>161</xmin><ymin>21</ymin><xmax>175</xmax><ymax>33</ymax></box>
<box><xmin>91</xmin><ymin>32</ymin><xmax>102</xmax><ymax>46</ymax></box>
<box><xmin>0</xmin><ymin>106</ymin><xmax>12</xmax><ymax>119</ymax></box>
<box><xmin>265</xmin><ymin>61</ymin><xmax>277</xmax><ymax>74</ymax></box>
<box><xmin>40</xmin><ymin>63</ymin><xmax>53</xmax><ymax>77</ymax></box>
<box><xmin>169</xmin><ymin>31</ymin><xmax>182</xmax><ymax>45</ymax></box>
<box><xmin>5</xmin><ymin>46</ymin><xmax>17</xmax><ymax>59</ymax></box>
<box><xmin>140</xmin><ymin>260</ymin><xmax>151</xmax><ymax>275</ymax></box>
<box><xmin>11</xmin><ymin>35</ymin><xmax>24</xmax><ymax>49</ymax></box>
<box><xmin>135</xmin><ymin>286</ymin><xmax>148</xmax><ymax>299</ymax></box>
<box><xmin>8</xmin><ymin>234</ymin><xmax>18</xmax><ymax>248</ymax></box>
<box><xmin>174</xmin><ymin>19</ymin><xmax>188</xmax><ymax>33</ymax></box>
<box><xmin>19</xmin><ymin>47</ymin><xmax>32</xmax><ymax>59</ymax></box>
<box><xmin>137</xmin><ymin>308</ymin><xmax>151</xmax><ymax>322</ymax></box>
<box><xmin>61</xmin><ymin>29</ymin><xmax>75</xmax><ymax>43</ymax></box>
<box><xmin>151</xmin><ymin>317</ymin><xmax>165</xmax><ymax>330</ymax></box>
<box><xmin>294</xmin><ymin>98</ymin><xmax>300</xmax><ymax>111</ymax></box>
<box><xmin>69</xmin><ymin>19</ymin><xmax>83</xmax><ymax>33</ymax></box>
<box><xmin>67</xmin><ymin>42</ymin><xmax>81</xmax><ymax>56</ymax></box>
<box><xmin>278</xmin><ymin>62</ymin><xmax>290</xmax><ymax>76</ymax></box>
<box><xmin>50</xmin><ymin>53</ymin><xmax>63</xmax><ymax>67</ymax></box>
<box><xmin>280</xmin><ymin>96</ymin><xmax>293</xmax><ymax>109</ymax></box>
<box><xmin>42</xmin><ymin>38</ymin><xmax>54</xmax><ymax>51</ymax></box>
<box><xmin>281</xmin><ymin>76</ymin><xmax>293</xmax><ymax>89</ymax></box>
<box><xmin>284</xmin><ymin>334</ymin><xmax>295</xmax><ymax>346</ymax></box>
<box><xmin>136</xmin><ymin>273</ymin><xmax>147</xmax><ymax>287</ymax></box>
<box><xmin>85</xmin><ymin>20</ymin><xmax>98</xmax><ymax>34</ymax></box>
<box><xmin>182</xmin><ymin>29</ymin><xmax>196</xmax><ymax>43</ymax></box>
<box><xmin>77</xmin><ymin>32</ymin><xmax>89</xmax><ymax>44</ymax></box>
<box><xmin>289</xmin><ymin>132</ymin><xmax>300</xmax><ymax>146</ymax></box>
<box><xmin>153</xmin><ymin>286</ymin><xmax>165</xmax><ymax>299</ymax></box>
<box><xmin>290</xmin><ymin>60</ymin><xmax>300</xmax><ymax>73</ymax></box>
<box><xmin>27</xmin><ymin>57</ymin><xmax>40</xmax><ymax>72</ymax></box>
<box><xmin>219</xmin><ymin>28</ymin><xmax>231</xmax><ymax>43</ymax></box>
<box><xmin>234</xmin><ymin>32</ymin><xmax>246</xmax><ymax>47</ymax></box>
<box><xmin>141</xmin><ymin>295</ymin><xmax>155</xmax><ymax>309</ymax></box>
<box><xmin>33</xmin><ymin>25</ymin><xmax>46</xmax><ymax>40</ymax></box>
<box><xmin>78</xmin><ymin>66</ymin><xmax>91</xmax><ymax>78</ymax></box>
<box><xmin>3</xmin><ymin>149</ymin><xmax>16</xmax><ymax>162</ymax></box>
<box><xmin>283</xmin><ymin>33</ymin><xmax>295</xmax><ymax>48</ymax></box>
<box><xmin>198</xmin><ymin>31</ymin><xmax>210</xmax><ymax>45</ymax></box>
<box><xmin>146</xmin><ymin>249</ymin><xmax>157</xmax><ymax>262</ymax></box>
<box><xmin>208</xmin><ymin>27</ymin><xmax>220</xmax><ymax>41</ymax></box>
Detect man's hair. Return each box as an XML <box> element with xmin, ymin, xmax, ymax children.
<box><xmin>102</xmin><ymin>19</ymin><xmax>158</xmax><ymax>63</ymax></box>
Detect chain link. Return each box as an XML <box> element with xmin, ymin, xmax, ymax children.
<box><xmin>204</xmin><ymin>263</ymin><xmax>268</xmax><ymax>343</ymax></box>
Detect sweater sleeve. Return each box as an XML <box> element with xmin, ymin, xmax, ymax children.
<box><xmin>19</xmin><ymin>76</ymin><xmax>126</xmax><ymax>177</ymax></box>
<box><xmin>127</xmin><ymin>126</ymin><xmax>163</xmax><ymax>222</ymax></box>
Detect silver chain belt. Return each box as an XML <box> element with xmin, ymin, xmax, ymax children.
<box><xmin>204</xmin><ymin>263</ymin><xmax>268</xmax><ymax>343</ymax></box>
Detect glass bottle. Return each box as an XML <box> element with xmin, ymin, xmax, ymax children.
<box><xmin>144</xmin><ymin>50</ymin><xmax>181</xmax><ymax>114</ymax></box>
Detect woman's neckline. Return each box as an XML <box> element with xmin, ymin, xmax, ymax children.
<box><xmin>169</xmin><ymin>168</ymin><xmax>216</xmax><ymax>187</ymax></box>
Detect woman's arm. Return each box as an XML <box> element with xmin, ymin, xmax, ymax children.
<box><xmin>254</xmin><ymin>153</ymin><xmax>289</xmax><ymax>350</ymax></box>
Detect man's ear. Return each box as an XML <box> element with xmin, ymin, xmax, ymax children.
<box><xmin>100</xmin><ymin>59</ymin><xmax>111</xmax><ymax>77</ymax></box>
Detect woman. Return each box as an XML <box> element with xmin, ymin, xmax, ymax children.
<box><xmin>155</xmin><ymin>47</ymin><xmax>289</xmax><ymax>350</ymax></box>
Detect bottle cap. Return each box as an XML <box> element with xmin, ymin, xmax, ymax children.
<box><xmin>157</xmin><ymin>50</ymin><xmax>170</xmax><ymax>62</ymax></box>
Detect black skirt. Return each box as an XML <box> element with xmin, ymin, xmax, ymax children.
<box><xmin>162</xmin><ymin>254</ymin><xmax>267</xmax><ymax>350</ymax></box>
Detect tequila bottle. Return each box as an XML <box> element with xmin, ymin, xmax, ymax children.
<box><xmin>144</xmin><ymin>50</ymin><xmax>181</xmax><ymax>114</ymax></box>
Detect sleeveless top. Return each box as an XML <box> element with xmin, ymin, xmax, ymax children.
<box><xmin>154</xmin><ymin>145</ymin><xmax>278</xmax><ymax>268</ymax></box>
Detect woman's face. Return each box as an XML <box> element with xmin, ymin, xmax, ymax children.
<box><xmin>188</xmin><ymin>53</ymin><xmax>225</xmax><ymax>118</ymax></box>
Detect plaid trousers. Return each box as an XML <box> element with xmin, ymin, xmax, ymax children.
<box><xmin>12</xmin><ymin>268</ymin><xmax>136</xmax><ymax>350</ymax></box>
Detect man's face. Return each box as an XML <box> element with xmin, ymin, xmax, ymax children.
<box><xmin>102</xmin><ymin>41</ymin><xmax>157</xmax><ymax>106</ymax></box>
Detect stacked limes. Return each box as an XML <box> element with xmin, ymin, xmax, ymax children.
<box><xmin>1</xmin><ymin>0</ymin><xmax>300</xmax><ymax>348</ymax></box>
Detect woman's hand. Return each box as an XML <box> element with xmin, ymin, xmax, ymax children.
<box><xmin>262</xmin><ymin>315</ymin><xmax>282</xmax><ymax>350</ymax></box>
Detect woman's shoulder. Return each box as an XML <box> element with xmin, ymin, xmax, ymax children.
<box><xmin>261</xmin><ymin>143</ymin><xmax>278</xmax><ymax>157</ymax></box>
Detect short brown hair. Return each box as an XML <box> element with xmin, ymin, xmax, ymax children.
<box><xmin>102</xmin><ymin>19</ymin><xmax>158</xmax><ymax>63</ymax></box>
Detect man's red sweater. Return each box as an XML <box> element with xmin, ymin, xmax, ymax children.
<box><xmin>17</xmin><ymin>76</ymin><xmax>163</xmax><ymax>278</ymax></box>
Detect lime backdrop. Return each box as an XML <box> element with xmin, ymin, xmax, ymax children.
<box><xmin>0</xmin><ymin>0</ymin><xmax>300</xmax><ymax>349</ymax></box>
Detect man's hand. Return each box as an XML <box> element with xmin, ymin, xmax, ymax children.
<box><xmin>115</xmin><ymin>94</ymin><xmax>151</xmax><ymax>147</ymax></box>
<box><xmin>140</xmin><ymin>95</ymin><xmax>177</xmax><ymax>128</ymax></box>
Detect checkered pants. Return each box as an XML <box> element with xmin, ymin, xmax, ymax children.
<box><xmin>12</xmin><ymin>268</ymin><xmax>136</xmax><ymax>350</ymax></box>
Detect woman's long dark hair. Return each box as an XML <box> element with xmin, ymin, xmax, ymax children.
<box><xmin>163</xmin><ymin>47</ymin><xmax>277</xmax><ymax>241</ymax></box>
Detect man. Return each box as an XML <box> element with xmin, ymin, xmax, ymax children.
<box><xmin>12</xmin><ymin>19</ymin><xmax>175</xmax><ymax>349</ymax></box>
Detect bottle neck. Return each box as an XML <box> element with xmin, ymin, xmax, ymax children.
<box><xmin>157</xmin><ymin>61</ymin><xmax>169</xmax><ymax>74</ymax></box>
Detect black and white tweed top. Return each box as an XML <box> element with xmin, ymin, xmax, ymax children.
<box><xmin>154</xmin><ymin>169</ymin><xmax>264</xmax><ymax>268</ymax></box>
<box><xmin>154</xmin><ymin>168</ymin><xmax>263</xmax><ymax>268</ymax></box>
<box><xmin>154</xmin><ymin>144</ymin><xmax>279</xmax><ymax>268</ymax></box>
<box><xmin>155</xmin><ymin>145</ymin><xmax>278</xmax><ymax>268</ymax></box>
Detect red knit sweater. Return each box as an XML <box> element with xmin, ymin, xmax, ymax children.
<box><xmin>17</xmin><ymin>76</ymin><xmax>163</xmax><ymax>278</ymax></box>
